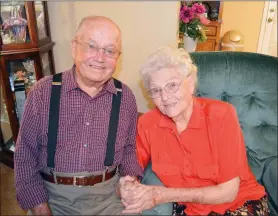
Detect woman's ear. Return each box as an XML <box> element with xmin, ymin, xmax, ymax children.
<box><xmin>187</xmin><ymin>75</ymin><xmax>195</xmax><ymax>95</ymax></box>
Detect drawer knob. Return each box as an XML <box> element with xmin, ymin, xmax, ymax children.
<box><xmin>267</xmin><ymin>18</ymin><xmax>273</xmax><ymax>23</ymax></box>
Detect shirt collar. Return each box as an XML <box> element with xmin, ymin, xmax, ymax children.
<box><xmin>64</xmin><ymin>65</ymin><xmax>117</xmax><ymax>95</ymax></box>
<box><xmin>159</xmin><ymin>97</ymin><xmax>202</xmax><ymax>129</ymax></box>
<box><xmin>103</xmin><ymin>78</ymin><xmax>118</xmax><ymax>95</ymax></box>
<box><xmin>63</xmin><ymin>65</ymin><xmax>79</xmax><ymax>93</ymax></box>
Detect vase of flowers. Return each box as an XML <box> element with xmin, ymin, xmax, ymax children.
<box><xmin>179</xmin><ymin>2</ymin><xmax>210</xmax><ymax>52</ymax></box>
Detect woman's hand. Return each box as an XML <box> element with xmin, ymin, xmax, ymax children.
<box><xmin>121</xmin><ymin>184</ymin><xmax>162</xmax><ymax>214</ymax></box>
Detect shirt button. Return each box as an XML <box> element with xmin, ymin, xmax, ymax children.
<box><xmin>84</xmin><ymin>144</ymin><xmax>88</xmax><ymax>148</ymax></box>
<box><xmin>85</xmin><ymin>122</ymin><xmax>90</xmax><ymax>126</ymax></box>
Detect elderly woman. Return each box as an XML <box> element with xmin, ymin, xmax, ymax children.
<box><xmin>119</xmin><ymin>46</ymin><xmax>269</xmax><ymax>216</ymax></box>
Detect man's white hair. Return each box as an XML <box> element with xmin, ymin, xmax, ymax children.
<box><xmin>139</xmin><ymin>45</ymin><xmax>198</xmax><ymax>90</ymax></box>
<box><xmin>74</xmin><ymin>15</ymin><xmax>122</xmax><ymax>47</ymax></box>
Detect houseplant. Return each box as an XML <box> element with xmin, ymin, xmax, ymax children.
<box><xmin>179</xmin><ymin>2</ymin><xmax>210</xmax><ymax>52</ymax></box>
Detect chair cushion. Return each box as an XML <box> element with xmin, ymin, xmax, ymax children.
<box><xmin>190</xmin><ymin>52</ymin><xmax>278</xmax><ymax>182</ymax></box>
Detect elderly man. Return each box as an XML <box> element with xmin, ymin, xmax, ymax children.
<box><xmin>14</xmin><ymin>16</ymin><xmax>143</xmax><ymax>215</ymax></box>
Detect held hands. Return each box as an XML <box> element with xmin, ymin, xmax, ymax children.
<box><xmin>117</xmin><ymin>175</ymin><xmax>138</xmax><ymax>199</ymax></box>
<box><xmin>31</xmin><ymin>202</ymin><xmax>52</xmax><ymax>215</ymax></box>
<box><xmin>118</xmin><ymin>176</ymin><xmax>161</xmax><ymax>214</ymax></box>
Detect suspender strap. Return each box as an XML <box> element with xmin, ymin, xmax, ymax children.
<box><xmin>46</xmin><ymin>75</ymin><xmax>121</xmax><ymax>168</ymax></box>
<box><xmin>47</xmin><ymin>73</ymin><xmax>62</xmax><ymax>168</ymax></box>
<box><xmin>104</xmin><ymin>78</ymin><xmax>122</xmax><ymax>167</ymax></box>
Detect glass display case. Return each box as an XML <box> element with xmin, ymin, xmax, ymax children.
<box><xmin>0</xmin><ymin>1</ymin><xmax>29</xmax><ymax>44</ymax></box>
<box><xmin>1</xmin><ymin>87</ymin><xmax>14</xmax><ymax>151</ymax></box>
<box><xmin>41</xmin><ymin>51</ymin><xmax>52</xmax><ymax>76</ymax></box>
<box><xmin>0</xmin><ymin>1</ymin><xmax>55</xmax><ymax>168</ymax></box>
<box><xmin>35</xmin><ymin>1</ymin><xmax>47</xmax><ymax>40</ymax></box>
<box><xmin>0</xmin><ymin>86</ymin><xmax>15</xmax><ymax>168</ymax></box>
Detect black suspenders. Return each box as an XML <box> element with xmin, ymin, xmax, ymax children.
<box><xmin>47</xmin><ymin>73</ymin><xmax>62</xmax><ymax>168</ymax></box>
<box><xmin>47</xmin><ymin>73</ymin><xmax>122</xmax><ymax>169</ymax></box>
<box><xmin>104</xmin><ymin>79</ymin><xmax>122</xmax><ymax>167</ymax></box>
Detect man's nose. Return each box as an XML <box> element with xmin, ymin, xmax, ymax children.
<box><xmin>93</xmin><ymin>48</ymin><xmax>105</xmax><ymax>62</ymax></box>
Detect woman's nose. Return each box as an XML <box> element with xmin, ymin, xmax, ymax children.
<box><xmin>160</xmin><ymin>89</ymin><xmax>169</xmax><ymax>101</ymax></box>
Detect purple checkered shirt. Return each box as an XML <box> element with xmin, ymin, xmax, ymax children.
<box><xmin>14</xmin><ymin>66</ymin><xmax>143</xmax><ymax>210</ymax></box>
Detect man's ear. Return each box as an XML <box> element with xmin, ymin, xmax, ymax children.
<box><xmin>71</xmin><ymin>40</ymin><xmax>76</xmax><ymax>60</ymax></box>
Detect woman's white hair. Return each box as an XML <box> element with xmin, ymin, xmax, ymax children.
<box><xmin>139</xmin><ymin>45</ymin><xmax>198</xmax><ymax>90</ymax></box>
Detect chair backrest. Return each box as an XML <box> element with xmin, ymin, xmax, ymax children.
<box><xmin>190</xmin><ymin>51</ymin><xmax>278</xmax><ymax>181</ymax></box>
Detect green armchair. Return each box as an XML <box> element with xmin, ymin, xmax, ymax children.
<box><xmin>141</xmin><ymin>52</ymin><xmax>278</xmax><ymax>215</ymax></box>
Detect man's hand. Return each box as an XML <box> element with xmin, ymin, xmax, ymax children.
<box><xmin>121</xmin><ymin>184</ymin><xmax>162</xmax><ymax>214</ymax></box>
<box><xmin>31</xmin><ymin>202</ymin><xmax>52</xmax><ymax>215</ymax></box>
<box><xmin>116</xmin><ymin>175</ymin><xmax>138</xmax><ymax>199</ymax></box>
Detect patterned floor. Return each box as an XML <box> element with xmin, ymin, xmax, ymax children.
<box><xmin>0</xmin><ymin>163</ymin><xmax>26</xmax><ymax>215</ymax></box>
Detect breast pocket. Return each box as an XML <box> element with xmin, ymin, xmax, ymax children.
<box><xmin>152</xmin><ymin>162</ymin><xmax>183</xmax><ymax>187</ymax></box>
<box><xmin>196</xmin><ymin>164</ymin><xmax>219</xmax><ymax>182</ymax></box>
<box><xmin>153</xmin><ymin>162</ymin><xmax>181</xmax><ymax>176</ymax></box>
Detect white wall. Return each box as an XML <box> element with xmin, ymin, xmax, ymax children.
<box><xmin>221</xmin><ymin>1</ymin><xmax>265</xmax><ymax>53</ymax></box>
<box><xmin>47</xmin><ymin>1</ymin><xmax>180</xmax><ymax>113</ymax></box>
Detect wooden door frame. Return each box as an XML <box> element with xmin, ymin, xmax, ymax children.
<box><xmin>257</xmin><ymin>1</ymin><xmax>277</xmax><ymax>54</ymax></box>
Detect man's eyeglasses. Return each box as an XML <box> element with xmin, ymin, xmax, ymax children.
<box><xmin>148</xmin><ymin>81</ymin><xmax>181</xmax><ymax>99</ymax></box>
<box><xmin>74</xmin><ymin>40</ymin><xmax>121</xmax><ymax>59</ymax></box>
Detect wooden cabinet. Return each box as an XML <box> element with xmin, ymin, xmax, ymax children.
<box><xmin>196</xmin><ymin>39</ymin><xmax>216</xmax><ymax>51</ymax></box>
<box><xmin>204</xmin><ymin>26</ymin><xmax>217</xmax><ymax>36</ymax></box>
<box><xmin>196</xmin><ymin>1</ymin><xmax>224</xmax><ymax>51</ymax></box>
<box><xmin>0</xmin><ymin>1</ymin><xmax>55</xmax><ymax>168</ymax></box>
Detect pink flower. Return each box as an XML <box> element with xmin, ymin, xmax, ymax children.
<box><xmin>180</xmin><ymin>6</ymin><xmax>194</xmax><ymax>23</ymax></box>
<box><xmin>192</xmin><ymin>3</ymin><xmax>206</xmax><ymax>15</ymax></box>
<box><xmin>199</xmin><ymin>15</ymin><xmax>210</xmax><ymax>25</ymax></box>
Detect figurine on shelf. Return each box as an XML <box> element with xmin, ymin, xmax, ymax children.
<box><xmin>1</xmin><ymin>32</ymin><xmax>13</xmax><ymax>44</ymax></box>
<box><xmin>2</xmin><ymin>4</ymin><xmax>28</xmax><ymax>44</ymax></box>
<box><xmin>22</xmin><ymin>59</ymin><xmax>35</xmax><ymax>73</ymax></box>
<box><xmin>0</xmin><ymin>98</ymin><xmax>10</xmax><ymax>124</ymax></box>
<box><xmin>13</xmin><ymin>67</ymin><xmax>29</xmax><ymax>84</ymax></box>
<box><xmin>209</xmin><ymin>8</ymin><xmax>219</xmax><ymax>21</ymax></box>
<box><xmin>22</xmin><ymin>59</ymin><xmax>36</xmax><ymax>90</ymax></box>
